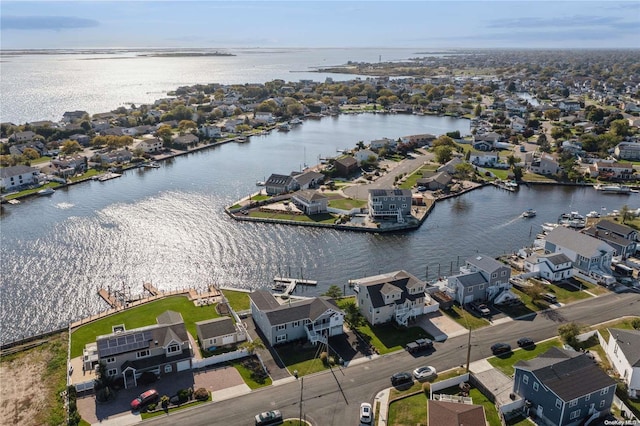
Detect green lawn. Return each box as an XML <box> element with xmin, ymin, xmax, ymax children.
<box><xmin>469</xmin><ymin>388</ymin><xmax>501</xmax><ymax>426</ymax></box>
<box><xmin>354</xmin><ymin>323</ymin><xmax>433</xmax><ymax>355</ymax></box>
<box><xmin>275</xmin><ymin>342</ymin><xmax>331</xmax><ymax>376</ymax></box>
<box><xmin>388</xmin><ymin>393</ymin><xmax>427</xmax><ymax>426</ymax></box>
<box><xmin>593</xmin><ymin>317</ymin><xmax>640</xmax><ymax>341</ymax></box>
<box><xmin>521</xmin><ymin>172</ymin><xmax>556</xmax><ymax>183</ymax></box>
<box><xmin>541</xmin><ymin>280</ymin><xmax>592</xmax><ymax>304</ymax></box>
<box><xmin>69</xmin><ymin>169</ymin><xmax>101</xmax><ymax>182</ymax></box>
<box><xmin>31</xmin><ymin>156</ymin><xmax>52</xmax><ymax>164</ymax></box>
<box><xmin>398</xmin><ymin>164</ymin><xmax>439</xmax><ymax>189</ymax></box>
<box><xmin>221</xmin><ymin>289</ymin><xmax>250</xmax><ymax>311</ymax></box>
<box><xmin>487</xmin><ymin>338</ymin><xmax>562</xmax><ymax>377</ymax></box>
<box><xmin>327</xmin><ymin>197</ymin><xmax>367</xmax><ymax>210</ymax></box>
<box><xmin>249</xmin><ymin>211</ymin><xmax>338</xmax><ymax>224</ymax></box>
<box><xmin>442</xmin><ymin>305</ymin><xmax>489</xmax><ymax>330</ymax></box>
<box><xmin>70</xmin><ymin>296</ymin><xmax>220</xmax><ymax>358</ymax></box>
<box><xmin>251</xmin><ymin>194</ymin><xmax>270</xmax><ymax>201</ymax></box>
<box><xmin>229</xmin><ymin>358</ymin><xmax>272</xmax><ymax>389</ymax></box>
<box><xmin>484</xmin><ymin>168</ymin><xmax>511</xmax><ymax>180</ymax></box>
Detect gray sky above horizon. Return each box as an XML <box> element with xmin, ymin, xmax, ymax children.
<box><xmin>1</xmin><ymin>1</ymin><xmax>639</xmax><ymax>50</ymax></box>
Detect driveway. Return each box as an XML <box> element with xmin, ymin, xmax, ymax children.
<box><xmin>417</xmin><ymin>311</ymin><xmax>468</xmax><ymax>341</ymax></box>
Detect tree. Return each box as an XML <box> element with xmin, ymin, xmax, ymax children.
<box><xmin>323</xmin><ymin>284</ymin><xmax>343</xmax><ymax>299</ymax></box>
<box><xmin>543</xmin><ymin>109</ymin><xmax>561</xmax><ymax>121</ymax></box>
<box><xmin>156</xmin><ymin>125</ymin><xmax>174</xmax><ymax>147</ymax></box>
<box><xmin>431</xmin><ymin>135</ymin><xmax>456</xmax><ymax>148</ymax></box>
<box><xmin>60</xmin><ymin>140</ymin><xmax>83</xmax><ymax>155</ymax></box>
<box><xmin>473</xmin><ymin>104</ymin><xmax>482</xmax><ymax>117</ymax></box>
<box><xmin>558</xmin><ymin>322</ymin><xmax>583</xmax><ymax>348</ymax></box>
<box><xmin>512</xmin><ymin>165</ymin><xmax>524</xmax><ymax>182</ymax></box>
<box><xmin>22</xmin><ymin>148</ymin><xmax>40</xmax><ymax>160</ymax></box>
<box><xmin>506</xmin><ymin>154</ymin><xmax>518</xmax><ymax>169</ymax></box>
<box><xmin>620</xmin><ymin>205</ymin><xmax>632</xmax><ymax>224</ymax></box>
<box><xmin>178</xmin><ymin>120</ymin><xmax>197</xmax><ymax>132</ymax></box>
<box><xmin>609</xmin><ymin>119</ymin><xmax>630</xmax><ymax>137</ymax></box>
<box><xmin>93</xmin><ymin>362</ymin><xmax>115</xmax><ymax>402</ymax></box>
<box><xmin>342</xmin><ymin>301</ymin><xmax>365</xmax><ymax>329</ymax></box>
<box><xmin>356</xmin><ymin>141</ymin><xmax>365</xmax><ymax>150</ymax></box>
<box><xmin>454</xmin><ymin>162</ymin><xmax>475</xmax><ymax>180</ymax></box>
<box><xmin>240</xmin><ymin>338</ymin><xmax>265</xmax><ymax>355</ymax></box>
<box><xmin>434</xmin><ymin>145</ymin><xmax>453</xmax><ymax>164</ymax></box>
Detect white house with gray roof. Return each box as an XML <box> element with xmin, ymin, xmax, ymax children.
<box><xmin>447</xmin><ymin>254</ymin><xmax>511</xmax><ymax>304</ymax></box>
<box><xmin>0</xmin><ymin>165</ymin><xmax>39</xmax><ymax>191</ymax></box>
<box><xmin>524</xmin><ymin>252</ymin><xmax>574</xmax><ymax>282</ymax></box>
<box><xmin>196</xmin><ymin>317</ymin><xmax>246</xmax><ymax>352</ymax></box>
<box><xmin>291</xmin><ymin>190</ymin><xmax>328</xmax><ymax>215</ymax></box>
<box><xmin>605</xmin><ymin>328</ymin><xmax>640</xmax><ymax>398</ymax></box>
<box><xmin>543</xmin><ymin>226</ymin><xmax>615</xmax><ymax>277</ymax></box>
<box><xmin>352</xmin><ymin>270</ymin><xmax>431</xmax><ymax>327</ymax></box>
<box><xmin>249</xmin><ymin>290</ymin><xmax>344</xmax><ymax>346</ymax></box>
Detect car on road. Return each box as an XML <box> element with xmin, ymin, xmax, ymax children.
<box><xmin>390</xmin><ymin>371</ymin><xmax>413</xmax><ymax>386</ymax></box>
<box><xmin>417</xmin><ymin>186</ymin><xmax>427</xmax><ymax>192</ymax></box>
<box><xmin>254</xmin><ymin>409</ymin><xmax>283</xmax><ymax>426</ymax></box>
<box><xmin>359</xmin><ymin>402</ymin><xmax>373</xmax><ymax>424</ymax></box>
<box><xmin>130</xmin><ymin>389</ymin><xmax>159</xmax><ymax>411</ymax></box>
<box><xmin>490</xmin><ymin>342</ymin><xmax>512</xmax><ymax>355</ymax></box>
<box><xmin>405</xmin><ymin>338</ymin><xmax>433</xmax><ymax>354</ymax></box>
<box><xmin>413</xmin><ymin>365</ymin><xmax>437</xmax><ymax>380</ymax></box>
<box><xmin>517</xmin><ymin>337</ymin><xmax>535</xmax><ymax>348</ymax></box>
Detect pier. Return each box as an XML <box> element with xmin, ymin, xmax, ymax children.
<box><xmin>97</xmin><ymin>288</ymin><xmax>123</xmax><ymax>309</ymax></box>
<box><xmin>273</xmin><ymin>277</ymin><xmax>318</xmax><ymax>296</ymax></box>
<box><xmin>143</xmin><ymin>282</ymin><xmax>161</xmax><ymax>296</ymax></box>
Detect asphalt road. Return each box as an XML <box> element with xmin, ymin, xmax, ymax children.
<box><xmin>143</xmin><ymin>291</ymin><xmax>640</xmax><ymax>426</ymax></box>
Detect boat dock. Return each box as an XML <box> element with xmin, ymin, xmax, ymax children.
<box><xmin>273</xmin><ymin>277</ymin><xmax>318</xmax><ymax>296</ymax></box>
<box><xmin>491</xmin><ymin>180</ymin><xmax>517</xmax><ymax>192</ymax></box>
<box><xmin>97</xmin><ymin>172</ymin><xmax>122</xmax><ymax>182</ymax></box>
<box><xmin>143</xmin><ymin>282</ymin><xmax>161</xmax><ymax>296</ymax></box>
<box><xmin>97</xmin><ymin>288</ymin><xmax>123</xmax><ymax>309</ymax></box>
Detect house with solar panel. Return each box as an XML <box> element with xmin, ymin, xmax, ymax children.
<box><xmin>249</xmin><ymin>290</ymin><xmax>344</xmax><ymax>346</ymax></box>
<box><xmin>513</xmin><ymin>347</ymin><xmax>616</xmax><ymax>426</ymax></box>
<box><xmin>83</xmin><ymin>310</ymin><xmax>192</xmax><ymax>388</ymax></box>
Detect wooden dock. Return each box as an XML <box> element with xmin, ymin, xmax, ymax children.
<box><xmin>273</xmin><ymin>277</ymin><xmax>318</xmax><ymax>296</ymax></box>
<box><xmin>143</xmin><ymin>282</ymin><xmax>160</xmax><ymax>296</ymax></box>
<box><xmin>97</xmin><ymin>288</ymin><xmax>123</xmax><ymax>309</ymax></box>
<box><xmin>274</xmin><ymin>277</ymin><xmax>317</xmax><ymax>286</ymax></box>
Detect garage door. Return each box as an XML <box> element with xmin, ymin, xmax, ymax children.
<box><xmin>176</xmin><ymin>360</ymin><xmax>191</xmax><ymax>372</ymax></box>
<box><xmin>222</xmin><ymin>335</ymin><xmax>235</xmax><ymax>345</ymax></box>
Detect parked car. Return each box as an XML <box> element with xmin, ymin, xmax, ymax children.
<box><xmin>254</xmin><ymin>409</ymin><xmax>283</xmax><ymax>426</ymax></box>
<box><xmin>405</xmin><ymin>338</ymin><xmax>434</xmax><ymax>354</ymax></box>
<box><xmin>130</xmin><ymin>389</ymin><xmax>159</xmax><ymax>410</ymax></box>
<box><xmin>475</xmin><ymin>303</ymin><xmax>491</xmax><ymax>316</ymax></box>
<box><xmin>359</xmin><ymin>402</ymin><xmax>373</xmax><ymax>424</ymax></box>
<box><xmin>490</xmin><ymin>342</ymin><xmax>512</xmax><ymax>355</ymax></box>
<box><xmin>517</xmin><ymin>337</ymin><xmax>535</xmax><ymax>348</ymax></box>
<box><xmin>390</xmin><ymin>371</ymin><xmax>413</xmax><ymax>386</ymax></box>
<box><xmin>542</xmin><ymin>293</ymin><xmax>557</xmax><ymax>303</ymax></box>
<box><xmin>417</xmin><ymin>186</ymin><xmax>427</xmax><ymax>192</ymax></box>
<box><xmin>413</xmin><ymin>365</ymin><xmax>437</xmax><ymax>380</ymax></box>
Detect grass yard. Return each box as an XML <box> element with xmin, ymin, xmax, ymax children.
<box><xmin>442</xmin><ymin>305</ymin><xmax>489</xmax><ymax>330</ymax></box>
<box><xmin>69</xmin><ymin>169</ymin><xmax>101</xmax><ymax>182</ymax></box>
<box><xmin>275</xmin><ymin>341</ymin><xmax>331</xmax><ymax>376</ymax></box>
<box><xmin>484</xmin><ymin>168</ymin><xmax>511</xmax><ymax>180</ymax></box>
<box><xmin>327</xmin><ymin>197</ymin><xmax>367</xmax><ymax>210</ymax></box>
<box><xmin>488</xmin><ymin>338</ymin><xmax>562</xmax><ymax>377</ymax></box>
<box><xmin>594</xmin><ymin>317</ymin><xmax>640</xmax><ymax>341</ymax></box>
<box><xmin>521</xmin><ymin>172</ymin><xmax>556</xmax><ymax>183</ymax></box>
<box><xmin>354</xmin><ymin>323</ymin><xmax>434</xmax><ymax>355</ymax></box>
<box><xmin>388</xmin><ymin>393</ymin><xmax>427</xmax><ymax>426</ymax></box>
<box><xmin>398</xmin><ymin>164</ymin><xmax>439</xmax><ymax>189</ymax></box>
<box><xmin>221</xmin><ymin>289</ymin><xmax>250</xmax><ymax>311</ymax></box>
<box><xmin>70</xmin><ymin>295</ymin><xmax>220</xmax><ymax>358</ymax></box>
<box><xmin>469</xmin><ymin>388</ymin><xmax>501</xmax><ymax>426</ymax></box>
<box><xmin>229</xmin><ymin>357</ymin><xmax>272</xmax><ymax>389</ymax></box>
<box><xmin>249</xmin><ymin>211</ymin><xmax>338</xmax><ymax>224</ymax></box>
<box><xmin>542</xmin><ymin>280</ymin><xmax>592</xmax><ymax>304</ymax></box>
<box><xmin>250</xmin><ymin>194</ymin><xmax>270</xmax><ymax>201</ymax></box>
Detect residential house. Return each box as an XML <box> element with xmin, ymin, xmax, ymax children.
<box><xmin>91</xmin><ymin>120</ymin><xmax>111</xmax><ymax>132</ymax></box>
<box><xmin>592</xmin><ymin>161</ymin><xmax>635</xmax><ymax>180</ymax></box>
<box><xmin>249</xmin><ymin>290</ymin><xmax>344</xmax><ymax>346</ymax></box>
<box><xmin>9</xmin><ymin>130</ymin><xmax>37</xmax><ymax>143</ymax></box>
<box><xmin>62</xmin><ymin>110</ymin><xmax>87</xmax><ymax>123</ymax></box>
<box><xmin>9</xmin><ymin>141</ymin><xmax>47</xmax><ymax>157</ymax></box>
<box><xmin>291</xmin><ymin>190</ymin><xmax>328</xmax><ymax>215</ymax></box>
<box><xmin>510</xmin><ymin>116</ymin><xmax>527</xmax><ymax>133</ymax></box>
<box><xmin>51</xmin><ymin>155</ymin><xmax>87</xmax><ymax>178</ymax></box>
<box><xmin>523</xmin><ymin>252</ymin><xmax>574</xmax><ymax>282</ymax></box>
<box><xmin>334</xmin><ymin>156</ymin><xmax>358</xmax><ymax>177</ymax></box>
<box><xmin>352</xmin><ymin>270</ymin><xmax>427</xmax><ymax>327</ymax></box>
<box><xmin>101</xmin><ymin>127</ymin><xmax>124</xmax><ymax>137</ymax></box>
<box><xmin>401</xmin><ymin>133</ymin><xmax>436</xmax><ymax>147</ymax></box>
<box><xmin>0</xmin><ymin>165</ymin><xmax>39</xmax><ymax>191</ymax></box>
<box><xmin>369</xmin><ymin>137</ymin><xmax>396</xmax><ymax>151</ymax></box>
<box><xmin>427</xmin><ymin>400</ymin><xmax>486</xmax><ymax>426</ymax></box>
<box><xmin>447</xmin><ymin>254</ymin><xmax>511</xmax><ymax>304</ymax></box>
<box><xmin>513</xmin><ymin>347</ymin><xmax>616</xmax><ymax>426</ymax></box>
<box><xmin>265</xmin><ymin>173</ymin><xmax>296</xmax><ymax>195</ymax></box>
<box><xmin>558</xmin><ymin>100</ymin><xmax>582</xmax><ymax>112</ymax></box>
<box><xmin>367</xmin><ymin>189</ymin><xmax>412</xmax><ymax>222</ymax></box>
<box><xmin>614</xmin><ymin>142</ymin><xmax>640</xmax><ymax>161</ymax></box>
<box><xmin>604</xmin><ymin>328</ymin><xmax>640</xmax><ymax>398</ymax></box>
<box><xmin>199</xmin><ymin>125</ymin><xmax>222</xmax><ymax>138</ymax></box>
<box><xmin>472</xmin><ymin>132</ymin><xmax>501</xmax><ymax>150</ymax></box>
<box><xmin>96</xmin><ymin>149</ymin><xmax>133</xmax><ymax>165</ymax></box>
<box><xmin>87</xmin><ymin>311</ymin><xmax>192</xmax><ymax>389</ymax></box>
<box><xmin>583</xmin><ymin>220</ymin><xmax>638</xmax><ymax>259</ymax></box>
<box><xmin>291</xmin><ymin>170</ymin><xmax>324</xmax><ymax>190</ymax></box>
<box><xmin>254</xmin><ymin>112</ymin><xmax>275</xmax><ymax>125</ymax></box>
<box><xmin>469</xmin><ymin>151</ymin><xmax>498</xmax><ymax>167</ymax></box>
<box><xmin>353</xmin><ymin>149</ymin><xmax>378</xmax><ymax>166</ymax></box>
<box><xmin>437</xmin><ymin>157</ymin><xmax>463</xmax><ymax>175</ymax></box>
<box><xmin>137</xmin><ymin>138</ymin><xmax>164</xmax><ymax>154</ymax></box>
<box><xmin>69</xmin><ymin>134</ymin><xmax>91</xmax><ymax>146</ymax></box>
<box><xmin>196</xmin><ymin>317</ymin><xmax>246</xmax><ymax>352</ymax></box>
<box><xmin>416</xmin><ymin>171</ymin><xmax>452</xmax><ymax>191</ymax></box>
<box><xmin>173</xmin><ymin>134</ymin><xmax>199</xmax><ymax>149</ymax></box>
<box><xmin>528</xmin><ymin>153</ymin><xmax>562</xmax><ymax>176</ymax></box>
<box><xmin>543</xmin><ymin>226</ymin><xmax>615</xmax><ymax>277</ymax></box>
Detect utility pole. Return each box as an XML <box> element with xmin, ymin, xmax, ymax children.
<box><xmin>466</xmin><ymin>325</ymin><xmax>472</xmax><ymax>372</ymax></box>
<box><xmin>299</xmin><ymin>377</ymin><xmax>304</xmax><ymax>423</ymax></box>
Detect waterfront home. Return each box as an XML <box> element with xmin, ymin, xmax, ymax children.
<box><xmin>0</xmin><ymin>165</ymin><xmax>39</xmax><ymax>191</ymax></box>
<box><xmin>62</xmin><ymin>110</ymin><xmax>88</xmax><ymax>123</ymax></box>
<box><xmin>8</xmin><ymin>130</ymin><xmax>37</xmax><ymax>143</ymax></box>
<box><xmin>583</xmin><ymin>220</ymin><xmax>638</xmax><ymax>260</ymax></box>
<box><xmin>369</xmin><ymin>137</ymin><xmax>397</xmax><ymax>151</ymax></box>
<box><xmin>85</xmin><ymin>310</ymin><xmax>192</xmax><ymax>389</ymax></box>
<box><xmin>249</xmin><ymin>290</ymin><xmax>344</xmax><ymax>346</ymax></box>
<box><xmin>416</xmin><ymin>171</ymin><xmax>452</xmax><ymax>191</ymax></box>
<box><xmin>437</xmin><ymin>157</ymin><xmax>463</xmax><ymax>174</ymax></box>
<box><xmin>401</xmin><ymin>133</ymin><xmax>436</xmax><ymax>147</ymax></box>
<box><xmin>523</xmin><ymin>252</ymin><xmax>574</xmax><ymax>282</ymax></box>
<box><xmin>604</xmin><ymin>328</ymin><xmax>640</xmax><ymax>398</ymax></box>
<box><xmin>265</xmin><ymin>173</ymin><xmax>296</xmax><ymax>195</ymax></box>
<box><xmin>352</xmin><ymin>270</ymin><xmax>435</xmax><ymax>327</ymax></box>
<box><xmin>614</xmin><ymin>142</ymin><xmax>640</xmax><ymax>161</ymax></box>
<box><xmin>428</xmin><ymin>400</ymin><xmax>486</xmax><ymax>426</ymax></box>
<box><xmin>367</xmin><ymin>189</ymin><xmax>412</xmax><ymax>223</ymax></box>
<box><xmin>291</xmin><ymin>170</ymin><xmax>324</xmax><ymax>190</ymax></box>
<box><xmin>527</xmin><ymin>153</ymin><xmax>562</xmax><ymax>176</ymax></box>
<box><xmin>590</xmin><ymin>161</ymin><xmax>635</xmax><ymax>180</ymax></box>
<box><xmin>513</xmin><ymin>347</ymin><xmax>616</xmax><ymax>426</ymax></box>
<box><xmin>469</xmin><ymin>150</ymin><xmax>498</xmax><ymax>167</ymax></box>
<box><xmin>291</xmin><ymin>190</ymin><xmax>328</xmax><ymax>215</ymax></box>
<box><xmin>543</xmin><ymin>226</ymin><xmax>615</xmax><ymax>279</ymax></box>
<box><xmin>446</xmin><ymin>254</ymin><xmax>511</xmax><ymax>304</ymax></box>
<box><xmin>173</xmin><ymin>134</ymin><xmax>199</xmax><ymax>149</ymax></box>
<box><xmin>199</xmin><ymin>125</ymin><xmax>222</xmax><ymax>138</ymax></box>
<box><xmin>51</xmin><ymin>155</ymin><xmax>87</xmax><ymax>177</ymax></box>
<box><xmin>90</xmin><ymin>120</ymin><xmax>111</xmax><ymax>132</ymax></box>
<box><xmin>353</xmin><ymin>149</ymin><xmax>378</xmax><ymax>165</ymax></box>
<box><xmin>334</xmin><ymin>156</ymin><xmax>358</xmax><ymax>177</ymax></box>
<box><xmin>136</xmin><ymin>137</ymin><xmax>163</xmax><ymax>154</ymax></box>
<box><xmin>196</xmin><ymin>317</ymin><xmax>246</xmax><ymax>352</ymax></box>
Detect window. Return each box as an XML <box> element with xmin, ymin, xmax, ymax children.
<box><xmin>614</xmin><ymin>343</ymin><xmax>618</xmax><ymax>355</ymax></box>
<box><xmin>467</xmin><ymin>287</ymin><xmax>472</xmax><ymax>293</ymax></box>
<box><xmin>389</xmin><ymin>204</ymin><xmax>396</xmax><ymax>210</ymax></box>
<box><xmin>107</xmin><ymin>368</ymin><xmax>117</xmax><ymax>377</ymax></box>
<box><xmin>599</xmin><ymin>400</ymin><xmax>606</xmax><ymax>408</ymax></box>
<box><xmin>137</xmin><ymin>349</ymin><xmax>150</xmax><ymax>358</ymax></box>
<box><xmin>501</xmin><ymin>271</ymin><xmax>507</xmax><ymax>276</ymax></box>
<box><xmin>522</xmin><ymin>374</ymin><xmax>529</xmax><ymax>385</ymax></box>
<box><xmin>533</xmin><ymin>382</ymin><xmax>539</xmax><ymax>391</ymax></box>
<box><xmin>479</xmin><ymin>284</ymin><xmax>485</xmax><ymax>290</ymax></box>
<box><xmin>292</xmin><ymin>321</ymin><xmax>300</xmax><ymax>328</ymax></box>
<box><xmin>106</xmin><ymin>357</ymin><xmax>116</xmax><ymax>364</ymax></box>
<box><xmin>569</xmin><ymin>399</ymin><xmax>578</xmax><ymax>407</ymax></box>
<box><xmin>167</xmin><ymin>343</ymin><xmax>180</xmax><ymax>354</ymax></box>
<box><xmin>600</xmin><ymin>388</ymin><xmax>609</xmax><ymax>396</ymax></box>
<box><xmin>569</xmin><ymin>409</ymin><xmax>581</xmax><ymax>420</ymax></box>
<box><xmin>585</xmin><ymin>394</ymin><xmax>590</xmax><ymax>402</ymax></box>
<box><xmin>276</xmin><ymin>324</ymin><xmax>286</xmax><ymax>331</ymax></box>
<box><xmin>401</xmin><ymin>204</ymin><xmax>407</xmax><ymax>208</ymax></box>
<box><xmin>555</xmin><ymin>399</ymin><xmax>562</xmax><ymax>409</ymax></box>
<box><xmin>164</xmin><ymin>364</ymin><xmax>172</xmax><ymax>373</ymax></box>
<box><xmin>276</xmin><ymin>334</ymin><xmax>287</xmax><ymax>343</ymax></box>
<box><xmin>491</xmin><ymin>273</ymin><xmax>497</xmax><ymax>278</ymax></box>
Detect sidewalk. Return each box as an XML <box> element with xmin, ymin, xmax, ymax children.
<box><xmin>375</xmin><ymin>388</ymin><xmax>390</xmax><ymax>426</ymax></box>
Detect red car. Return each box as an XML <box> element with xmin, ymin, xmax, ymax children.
<box><xmin>130</xmin><ymin>389</ymin><xmax>159</xmax><ymax>410</ymax></box>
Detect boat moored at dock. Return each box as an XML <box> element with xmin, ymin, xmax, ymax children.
<box><xmin>593</xmin><ymin>184</ymin><xmax>632</xmax><ymax>194</ymax></box>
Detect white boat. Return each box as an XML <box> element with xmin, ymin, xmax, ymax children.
<box><xmin>256</xmin><ymin>180</ymin><xmax>265</xmax><ymax>186</ymax></box>
<box><xmin>522</xmin><ymin>208</ymin><xmax>536</xmax><ymax>218</ymax></box>
<box><xmin>37</xmin><ymin>188</ymin><xmax>55</xmax><ymax>196</ymax></box>
<box><xmin>558</xmin><ymin>211</ymin><xmax>585</xmax><ymax>228</ymax></box>
<box><xmin>145</xmin><ymin>162</ymin><xmax>160</xmax><ymax>168</ymax></box>
<box><xmin>278</xmin><ymin>122</ymin><xmax>291</xmax><ymax>131</ymax></box>
<box><xmin>586</xmin><ymin>211</ymin><xmax>600</xmax><ymax>218</ymax></box>
<box><xmin>236</xmin><ymin>136</ymin><xmax>248</xmax><ymax>143</ymax></box>
<box><xmin>593</xmin><ymin>184</ymin><xmax>632</xmax><ymax>194</ymax></box>
<box><xmin>289</xmin><ymin>117</ymin><xmax>303</xmax><ymax>125</ymax></box>
<box><xmin>505</xmin><ymin>181</ymin><xmax>519</xmax><ymax>188</ymax></box>
<box><xmin>541</xmin><ymin>223</ymin><xmax>559</xmax><ymax>232</ymax></box>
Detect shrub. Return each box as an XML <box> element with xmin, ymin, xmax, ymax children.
<box><xmin>320</xmin><ymin>351</ymin><xmax>328</xmax><ymax>365</ymax></box>
<box><xmin>147</xmin><ymin>402</ymin><xmax>157</xmax><ymax>411</ymax></box>
<box><xmin>631</xmin><ymin>318</ymin><xmax>640</xmax><ymax>330</ymax></box>
<box><xmin>194</xmin><ymin>388</ymin><xmax>209</xmax><ymax>401</ymax></box>
<box><xmin>177</xmin><ymin>388</ymin><xmax>192</xmax><ymax>403</ymax></box>
<box><xmin>422</xmin><ymin>382</ymin><xmax>431</xmax><ymax>395</ymax></box>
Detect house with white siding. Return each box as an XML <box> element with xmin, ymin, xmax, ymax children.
<box><xmin>0</xmin><ymin>165</ymin><xmax>39</xmax><ymax>191</ymax></box>
<box><xmin>604</xmin><ymin>328</ymin><xmax>640</xmax><ymax>398</ymax></box>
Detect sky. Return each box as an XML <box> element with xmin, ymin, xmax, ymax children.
<box><xmin>1</xmin><ymin>0</ymin><xmax>639</xmax><ymax>49</ymax></box>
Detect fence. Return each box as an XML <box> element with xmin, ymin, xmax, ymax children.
<box><xmin>192</xmin><ymin>348</ymin><xmax>249</xmax><ymax>369</ymax></box>
<box><xmin>429</xmin><ymin>373</ymin><xmax>470</xmax><ymax>399</ymax></box>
